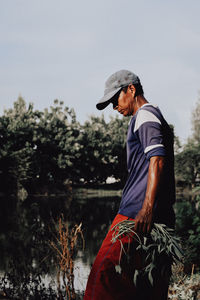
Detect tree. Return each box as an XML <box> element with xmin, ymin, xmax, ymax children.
<box><xmin>0</xmin><ymin>97</ymin><xmax>38</xmax><ymax>195</ymax></box>
<box><xmin>0</xmin><ymin>97</ymin><xmax>133</xmax><ymax>193</ymax></box>
<box><xmin>77</xmin><ymin>114</ymin><xmax>130</xmax><ymax>184</ymax></box>
<box><xmin>175</xmin><ymin>192</ymin><xmax>200</xmax><ymax>269</ymax></box>
<box><xmin>0</xmin><ymin>97</ymin><xmax>81</xmax><ymax>195</ymax></box>
<box><xmin>32</xmin><ymin>100</ymin><xmax>81</xmax><ymax>188</ymax></box>
<box><xmin>175</xmin><ymin>140</ymin><xmax>200</xmax><ymax>189</ymax></box>
<box><xmin>191</xmin><ymin>93</ymin><xmax>200</xmax><ymax>144</ymax></box>
<box><xmin>107</xmin><ymin>116</ymin><xmax>130</xmax><ymax>184</ymax></box>
<box><xmin>175</xmin><ymin>95</ymin><xmax>200</xmax><ymax>188</ymax></box>
<box><xmin>78</xmin><ymin>115</ymin><xmax>111</xmax><ymax>183</ymax></box>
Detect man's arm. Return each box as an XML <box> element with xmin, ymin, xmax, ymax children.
<box><xmin>134</xmin><ymin>156</ymin><xmax>165</xmax><ymax>234</ymax></box>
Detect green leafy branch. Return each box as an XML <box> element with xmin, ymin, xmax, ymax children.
<box><xmin>111</xmin><ymin>220</ymin><xmax>184</xmax><ymax>286</ymax></box>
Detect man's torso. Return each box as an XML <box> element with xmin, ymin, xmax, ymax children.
<box><xmin>118</xmin><ymin>104</ymin><xmax>175</xmax><ymax>227</ymax></box>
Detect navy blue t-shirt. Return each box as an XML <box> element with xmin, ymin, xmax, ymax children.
<box><xmin>118</xmin><ymin>104</ymin><xmax>175</xmax><ymax>227</ymax></box>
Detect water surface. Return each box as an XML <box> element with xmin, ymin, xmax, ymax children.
<box><xmin>0</xmin><ymin>191</ymin><xmax>121</xmax><ymax>297</ymax></box>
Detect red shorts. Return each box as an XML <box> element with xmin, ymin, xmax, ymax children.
<box><xmin>84</xmin><ymin>214</ymin><xmax>169</xmax><ymax>300</ymax></box>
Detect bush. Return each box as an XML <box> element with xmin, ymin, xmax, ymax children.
<box><xmin>175</xmin><ymin>193</ymin><xmax>200</xmax><ymax>271</ymax></box>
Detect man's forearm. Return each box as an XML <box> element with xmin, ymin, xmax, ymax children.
<box><xmin>134</xmin><ymin>156</ymin><xmax>165</xmax><ymax>233</ymax></box>
<box><xmin>143</xmin><ymin>156</ymin><xmax>165</xmax><ymax>211</ymax></box>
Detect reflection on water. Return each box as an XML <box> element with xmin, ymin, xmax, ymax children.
<box><xmin>0</xmin><ymin>191</ymin><xmax>121</xmax><ymax>298</ymax></box>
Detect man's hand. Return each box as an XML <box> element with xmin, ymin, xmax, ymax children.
<box><xmin>134</xmin><ymin>206</ymin><xmax>153</xmax><ymax>234</ymax></box>
<box><xmin>134</xmin><ymin>156</ymin><xmax>165</xmax><ymax>234</ymax></box>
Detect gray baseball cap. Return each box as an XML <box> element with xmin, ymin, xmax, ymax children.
<box><xmin>96</xmin><ymin>69</ymin><xmax>140</xmax><ymax>110</ymax></box>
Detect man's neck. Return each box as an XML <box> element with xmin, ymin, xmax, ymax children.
<box><xmin>132</xmin><ymin>95</ymin><xmax>148</xmax><ymax>115</ymax></box>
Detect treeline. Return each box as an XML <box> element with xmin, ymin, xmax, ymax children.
<box><xmin>1</xmin><ymin>96</ymin><xmax>200</xmax><ymax>267</ymax></box>
<box><xmin>174</xmin><ymin>97</ymin><xmax>200</xmax><ymax>270</ymax></box>
<box><xmin>0</xmin><ymin>97</ymin><xmax>129</xmax><ymax>196</ymax></box>
<box><xmin>175</xmin><ymin>101</ymin><xmax>200</xmax><ymax>189</ymax></box>
<box><xmin>1</xmin><ymin>96</ymin><xmax>200</xmax><ymax>195</ymax></box>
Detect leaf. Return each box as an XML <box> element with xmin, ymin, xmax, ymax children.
<box><xmin>148</xmin><ymin>268</ymin><xmax>154</xmax><ymax>286</ymax></box>
<box><xmin>136</xmin><ymin>245</ymin><xmax>142</xmax><ymax>250</ymax></box>
<box><xmin>145</xmin><ymin>253</ymin><xmax>151</xmax><ymax>262</ymax></box>
<box><xmin>115</xmin><ymin>265</ymin><xmax>122</xmax><ymax>274</ymax></box>
<box><xmin>172</xmin><ymin>244</ymin><xmax>184</xmax><ymax>261</ymax></box>
<box><xmin>146</xmin><ymin>244</ymin><xmax>156</xmax><ymax>250</ymax></box>
<box><xmin>111</xmin><ymin>220</ymin><xmax>184</xmax><ymax>287</ymax></box>
<box><xmin>133</xmin><ymin>270</ymin><xmax>139</xmax><ymax>286</ymax></box>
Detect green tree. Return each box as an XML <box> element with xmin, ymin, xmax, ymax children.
<box><xmin>191</xmin><ymin>93</ymin><xmax>200</xmax><ymax>144</ymax></box>
<box><xmin>78</xmin><ymin>115</ymin><xmax>111</xmax><ymax>183</ymax></box>
<box><xmin>107</xmin><ymin>115</ymin><xmax>130</xmax><ymax>184</ymax></box>
<box><xmin>32</xmin><ymin>99</ymin><xmax>81</xmax><ymax>188</ymax></box>
<box><xmin>175</xmin><ymin>96</ymin><xmax>200</xmax><ymax>188</ymax></box>
<box><xmin>175</xmin><ymin>140</ymin><xmax>200</xmax><ymax>189</ymax></box>
<box><xmin>0</xmin><ymin>97</ymin><xmax>38</xmax><ymax>195</ymax></box>
<box><xmin>0</xmin><ymin>97</ymin><xmax>81</xmax><ymax>195</ymax></box>
<box><xmin>0</xmin><ymin>97</ymin><xmax>135</xmax><ymax>193</ymax></box>
<box><xmin>175</xmin><ymin>192</ymin><xmax>200</xmax><ymax>269</ymax></box>
<box><xmin>77</xmin><ymin>114</ymin><xmax>129</xmax><ymax>184</ymax></box>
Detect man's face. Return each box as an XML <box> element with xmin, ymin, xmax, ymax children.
<box><xmin>112</xmin><ymin>85</ymin><xmax>135</xmax><ymax>116</ymax></box>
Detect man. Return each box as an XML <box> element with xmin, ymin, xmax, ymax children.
<box><xmin>84</xmin><ymin>70</ymin><xmax>175</xmax><ymax>300</ymax></box>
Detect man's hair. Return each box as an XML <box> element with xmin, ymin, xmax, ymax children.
<box><xmin>122</xmin><ymin>82</ymin><xmax>144</xmax><ymax>96</ymax></box>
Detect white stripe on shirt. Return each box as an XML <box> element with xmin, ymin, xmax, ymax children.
<box><xmin>134</xmin><ymin>110</ymin><xmax>161</xmax><ymax>132</ymax></box>
<box><xmin>144</xmin><ymin>144</ymin><xmax>164</xmax><ymax>154</ymax></box>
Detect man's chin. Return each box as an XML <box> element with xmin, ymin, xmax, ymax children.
<box><xmin>123</xmin><ymin>111</ymin><xmax>130</xmax><ymax>116</ymax></box>
<box><xmin>118</xmin><ymin>110</ymin><xmax>130</xmax><ymax>116</ymax></box>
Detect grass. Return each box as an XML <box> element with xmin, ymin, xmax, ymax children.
<box><xmin>168</xmin><ymin>264</ymin><xmax>200</xmax><ymax>299</ymax></box>
<box><xmin>49</xmin><ymin>215</ymin><xmax>85</xmax><ymax>300</ymax></box>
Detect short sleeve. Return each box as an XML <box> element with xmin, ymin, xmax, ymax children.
<box><xmin>134</xmin><ymin>109</ymin><xmax>166</xmax><ymax>160</ymax></box>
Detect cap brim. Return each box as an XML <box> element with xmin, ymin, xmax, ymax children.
<box><xmin>96</xmin><ymin>87</ymin><xmax>121</xmax><ymax>110</ymax></box>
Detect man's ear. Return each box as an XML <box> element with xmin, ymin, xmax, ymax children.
<box><xmin>128</xmin><ymin>84</ymin><xmax>136</xmax><ymax>95</ymax></box>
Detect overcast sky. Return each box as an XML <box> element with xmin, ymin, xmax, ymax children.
<box><xmin>0</xmin><ymin>0</ymin><xmax>200</xmax><ymax>143</ymax></box>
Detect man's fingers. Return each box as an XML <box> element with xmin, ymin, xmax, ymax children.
<box><xmin>142</xmin><ymin>222</ymin><xmax>147</xmax><ymax>234</ymax></box>
<box><xmin>134</xmin><ymin>219</ymin><xmax>138</xmax><ymax>232</ymax></box>
<box><xmin>134</xmin><ymin>214</ymin><xmax>152</xmax><ymax>234</ymax></box>
<box><xmin>147</xmin><ymin>222</ymin><xmax>151</xmax><ymax>233</ymax></box>
<box><xmin>134</xmin><ymin>218</ymin><xmax>142</xmax><ymax>232</ymax></box>
<box><xmin>136</xmin><ymin>220</ymin><xmax>149</xmax><ymax>234</ymax></box>
<box><xmin>134</xmin><ymin>219</ymin><xmax>144</xmax><ymax>233</ymax></box>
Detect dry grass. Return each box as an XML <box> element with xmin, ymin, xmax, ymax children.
<box><xmin>168</xmin><ymin>264</ymin><xmax>200</xmax><ymax>299</ymax></box>
<box><xmin>49</xmin><ymin>215</ymin><xmax>84</xmax><ymax>300</ymax></box>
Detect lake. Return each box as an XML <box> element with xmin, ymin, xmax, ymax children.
<box><xmin>0</xmin><ymin>190</ymin><xmax>122</xmax><ymax>299</ymax></box>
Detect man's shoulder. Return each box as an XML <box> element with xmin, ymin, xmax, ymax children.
<box><xmin>134</xmin><ymin>104</ymin><xmax>163</xmax><ymax>132</ymax></box>
<box><xmin>139</xmin><ymin>103</ymin><xmax>162</xmax><ymax>116</ymax></box>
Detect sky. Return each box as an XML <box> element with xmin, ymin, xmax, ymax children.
<box><xmin>0</xmin><ymin>0</ymin><xmax>200</xmax><ymax>143</ymax></box>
